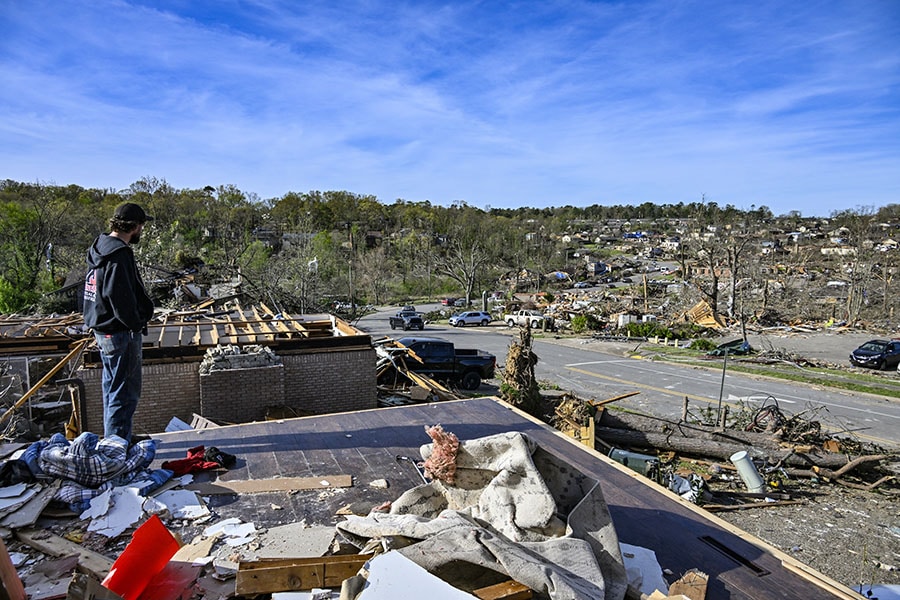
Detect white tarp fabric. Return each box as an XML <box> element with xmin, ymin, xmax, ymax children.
<box><xmin>337</xmin><ymin>431</ymin><xmax>627</xmax><ymax>600</ymax></box>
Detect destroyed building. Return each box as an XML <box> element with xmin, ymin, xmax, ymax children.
<box><xmin>0</xmin><ymin>307</ymin><xmax>890</xmax><ymax>599</ymax></box>
<box><xmin>1</xmin><ymin>307</ymin><xmax>377</xmax><ymax>436</ymax></box>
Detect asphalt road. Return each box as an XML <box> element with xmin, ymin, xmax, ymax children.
<box><xmin>357</xmin><ymin>305</ymin><xmax>900</xmax><ymax>449</ymax></box>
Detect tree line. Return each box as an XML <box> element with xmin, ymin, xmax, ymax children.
<box><xmin>1</xmin><ymin>178</ymin><xmax>897</xmax><ymax>329</ymax></box>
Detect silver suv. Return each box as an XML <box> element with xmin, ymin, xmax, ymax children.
<box><xmin>448</xmin><ymin>311</ymin><xmax>492</xmax><ymax>327</ymax></box>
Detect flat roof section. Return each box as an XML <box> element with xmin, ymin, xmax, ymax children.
<box><xmin>149</xmin><ymin>397</ymin><xmax>858</xmax><ymax>600</ymax></box>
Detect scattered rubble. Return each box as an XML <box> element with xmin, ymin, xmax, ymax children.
<box><xmin>1</xmin><ymin>303</ymin><xmax>898</xmax><ymax>598</ymax></box>
<box><xmin>199</xmin><ymin>344</ymin><xmax>281</xmax><ymax>374</ymax></box>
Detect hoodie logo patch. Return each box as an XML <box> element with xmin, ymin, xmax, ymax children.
<box><xmin>84</xmin><ymin>269</ymin><xmax>97</xmax><ymax>303</ymax></box>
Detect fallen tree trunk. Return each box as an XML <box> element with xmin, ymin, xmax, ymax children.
<box><xmin>598</xmin><ymin>410</ymin><xmax>789</xmax><ymax>451</ymax></box>
<box><xmin>594</xmin><ymin>426</ymin><xmax>862</xmax><ymax>469</ymax></box>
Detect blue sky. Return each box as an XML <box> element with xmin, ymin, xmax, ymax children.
<box><xmin>1</xmin><ymin>1</ymin><xmax>898</xmax><ymax>216</ymax></box>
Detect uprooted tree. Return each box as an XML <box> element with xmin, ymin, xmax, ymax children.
<box><xmin>500</xmin><ymin>326</ymin><xmax>543</xmax><ymax>417</ymax></box>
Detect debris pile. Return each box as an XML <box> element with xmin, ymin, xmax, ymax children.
<box><xmin>198</xmin><ymin>344</ymin><xmax>281</xmax><ymax>374</ymax></box>
<box><xmin>550</xmin><ymin>393</ymin><xmax>898</xmax><ymax>507</ymax></box>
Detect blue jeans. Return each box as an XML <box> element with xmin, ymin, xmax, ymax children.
<box><xmin>94</xmin><ymin>330</ymin><xmax>143</xmax><ymax>442</ymax></box>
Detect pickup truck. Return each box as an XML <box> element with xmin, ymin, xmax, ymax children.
<box><xmin>396</xmin><ymin>336</ymin><xmax>496</xmax><ymax>390</ymax></box>
<box><xmin>503</xmin><ymin>309</ymin><xmax>554</xmax><ymax>329</ymax></box>
<box><xmin>389</xmin><ymin>310</ymin><xmax>425</xmax><ymax>331</ymax></box>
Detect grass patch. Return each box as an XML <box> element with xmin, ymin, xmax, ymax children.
<box><xmin>640</xmin><ymin>344</ymin><xmax>900</xmax><ymax>399</ymax></box>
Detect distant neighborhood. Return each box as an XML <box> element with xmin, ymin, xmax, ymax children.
<box><xmin>1</xmin><ymin>179</ymin><xmax>897</xmax><ymax>333</ymax></box>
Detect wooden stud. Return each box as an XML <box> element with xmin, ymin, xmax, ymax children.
<box><xmin>0</xmin><ymin>538</ymin><xmax>25</xmax><ymax>600</ymax></box>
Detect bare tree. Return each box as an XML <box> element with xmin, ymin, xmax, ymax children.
<box><xmin>355</xmin><ymin>245</ymin><xmax>392</xmax><ymax>306</ymax></box>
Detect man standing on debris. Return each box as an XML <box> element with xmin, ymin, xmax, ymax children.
<box><xmin>82</xmin><ymin>202</ymin><xmax>155</xmax><ymax>443</ymax></box>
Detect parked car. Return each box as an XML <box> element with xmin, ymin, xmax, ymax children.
<box><xmin>453</xmin><ymin>298</ymin><xmax>467</xmax><ymax>307</ymax></box>
<box><xmin>448</xmin><ymin>311</ymin><xmax>492</xmax><ymax>327</ymax></box>
<box><xmin>394</xmin><ymin>336</ymin><xmax>496</xmax><ymax>390</ymax></box>
<box><xmin>573</xmin><ymin>281</ymin><xmax>593</xmax><ymax>289</ymax></box>
<box><xmin>388</xmin><ymin>310</ymin><xmax>425</xmax><ymax>331</ymax></box>
<box><xmin>849</xmin><ymin>339</ymin><xmax>900</xmax><ymax>370</ymax></box>
<box><xmin>503</xmin><ymin>309</ymin><xmax>554</xmax><ymax>329</ymax></box>
<box><xmin>440</xmin><ymin>297</ymin><xmax>457</xmax><ymax>306</ymax></box>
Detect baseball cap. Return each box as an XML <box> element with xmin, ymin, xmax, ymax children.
<box><xmin>113</xmin><ymin>202</ymin><xmax>154</xmax><ymax>223</ymax></box>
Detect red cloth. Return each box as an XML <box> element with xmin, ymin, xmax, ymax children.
<box><xmin>161</xmin><ymin>445</ymin><xmax>220</xmax><ymax>476</ymax></box>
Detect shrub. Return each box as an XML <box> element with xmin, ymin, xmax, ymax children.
<box><xmin>571</xmin><ymin>314</ymin><xmax>604</xmax><ymax>333</ymax></box>
<box><xmin>623</xmin><ymin>322</ymin><xmax>674</xmax><ymax>339</ymax></box>
<box><xmin>570</xmin><ymin>315</ymin><xmax>588</xmax><ymax>333</ymax></box>
<box><xmin>689</xmin><ymin>338</ymin><xmax>718</xmax><ymax>351</ymax></box>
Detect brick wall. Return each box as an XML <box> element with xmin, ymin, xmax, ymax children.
<box><xmin>80</xmin><ymin>361</ymin><xmax>201</xmax><ymax>436</ymax></box>
<box><xmin>77</xmin><ymin>345</ymin><xmax>376</xmax><ymax>435</ymax></box>
<box><xmin>200</xmin><ymin>364</ymin><xmax>285</xmax><ymax>424</ymax></box>
<box><xmin>282</xmin><ymin>348</ymin><xmax>377</xmax><ymax>414</ymax></box>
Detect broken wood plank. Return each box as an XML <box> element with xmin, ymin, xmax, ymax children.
<box><xmin>704</xmin><ymin>500</ymin><xmax>804</xmax><ymax>512</ymax></box>
<box><xmin>171</xmin><ymin>533</ymin><xmax>219</xmax><ymax>563</ymax></box>
<box><xmin>252</xmin><ymin>306</ymin><xmax>278</xmax><ymax>337</ymax></box>
<box><xmin>0</xmin><ymin>538</ymin><xmax>25</xmax><ymax>600</ymax></box>
<box><xmin>588</xmin><ymin>391</ymin><xmax>640</xmax><ymax>408</ymax></box>
<box><xmin>0</xmin><ymin>338</ymin><xmax>89</xmax><ymax>427</ymax></box>
<box><xmin>16</xmin><ymin>529</ymin><xmax>113</xmax><ymax>580</ymax></box>
<box><xmin>473</xmin><ymin>580</ymin><xmax>532</xmax><ymax>599</ymax></box>
<box><xmin>277</xmin><ymin>311</ymin><xmax>308</xmax><ymax>334</ymax></box>
<box><xmin>190</xmin><ymin>413</ymin><xmax>221</xmax><ymax>429</ymax></box>
<box><xmin>236</xmin><ymin>555</ymin><xmax>367</xmax><ymax>594</ymax></box>
<box><xmin>667</xmin><ymin>569</ymin><xmax>708</xmax><ymax>600</ymax></box>
<box><xmin>187</xmin><ymin>475</ymin><xmax>352</xmax><ymax>495</ymax></box>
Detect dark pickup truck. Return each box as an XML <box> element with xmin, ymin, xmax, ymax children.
<box><xmin>397</xmin><ymin>336</ymin><xmax>496</xmax><ymax>390</ymax></box>
<box><xmin>389</xmin><ymin>310</ymin><xmax>424</xmax><ymax>331</ymax></box>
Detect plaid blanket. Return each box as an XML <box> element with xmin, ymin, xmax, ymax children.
<box><xmin>21</xmin><ymin>433</ymin><xmax>171</xmax><ymax>513</ymax></box>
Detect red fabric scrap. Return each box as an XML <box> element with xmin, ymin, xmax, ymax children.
<box><xmin>161</xmin><ymin>445</ymin><xmax>220</xmax><ymax>476</ymax></box>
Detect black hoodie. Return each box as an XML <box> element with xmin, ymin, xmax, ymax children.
<box><xmin>83</xmin><ymin>233</ymin><xmax>154</xmax><ymax>333</ymax></box>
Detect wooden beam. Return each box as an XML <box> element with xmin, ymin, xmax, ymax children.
<box><xmin>236</xmin><ymin>555</ymin><xmax>367</xmax><ymax>594</ymax></box>
<box><xmin>588</xmin><ymin>391</ymin><xmax>640</xmax><ymax>408</ymax></box>
<box><xmin>252</xmin><ymin>306</ymin><xmax>277</xmax><ymax>337</ymax></box>
<box><xmin>473</xmin><ymin>580</ymin><xmax>532</xmax><ymax>599</ymax></box>
<box><xmin>667</xmin><ymin>569</ymin><xmax>708</xmax><ymax>600</ymax></box>
<box><xmin>0</xmin><ymin>338</ymin><xmax>89</xmax><ymax>427</ymax></box>
<box><xmin>0</xmin><ymin>538</ymin><xmax>25</xmax><ymax>600</ymax></box>
<box><xmin>16</xmin><ymin>529</ymin><xmax>113</xmax><ymax>580</ymax></box>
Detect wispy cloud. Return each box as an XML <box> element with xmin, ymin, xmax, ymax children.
<box><xmin>1</xmin><ymin>0</ymin><xmax>898</xmax><ymax>215</ymax></box>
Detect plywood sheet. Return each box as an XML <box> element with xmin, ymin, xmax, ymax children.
<box><xmin>187</xmin><ymin>475</ymin><xmax>352</xmax><ymax>494</ymax></box>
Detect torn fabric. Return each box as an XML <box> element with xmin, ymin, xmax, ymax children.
<box><xmin>337</xmin><ymin>431</ymin><xmax>627</xmax><ymax>600</ymax></box>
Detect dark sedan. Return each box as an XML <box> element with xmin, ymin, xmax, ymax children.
<box><xmin>849</xmin><ymin>339</ymin><xmax>900</xmax><ymax>370</ymax></box>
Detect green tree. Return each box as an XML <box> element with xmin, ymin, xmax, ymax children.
<box><xmin>0</xmin><ymin>181</ymin><xmax>88</xmax><ymax>311</ymax></box>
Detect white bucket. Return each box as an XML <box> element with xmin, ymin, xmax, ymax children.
<box><xmin>729</xmin><ymin>450</ymin><xmax>766</xmax><ymax>493</ymax></box>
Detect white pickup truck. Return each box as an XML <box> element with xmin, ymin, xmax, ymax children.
<box><xmin>503</xmin><ymin>309</ymin><xmax>554</xmax><ymax>329</ymax></box>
